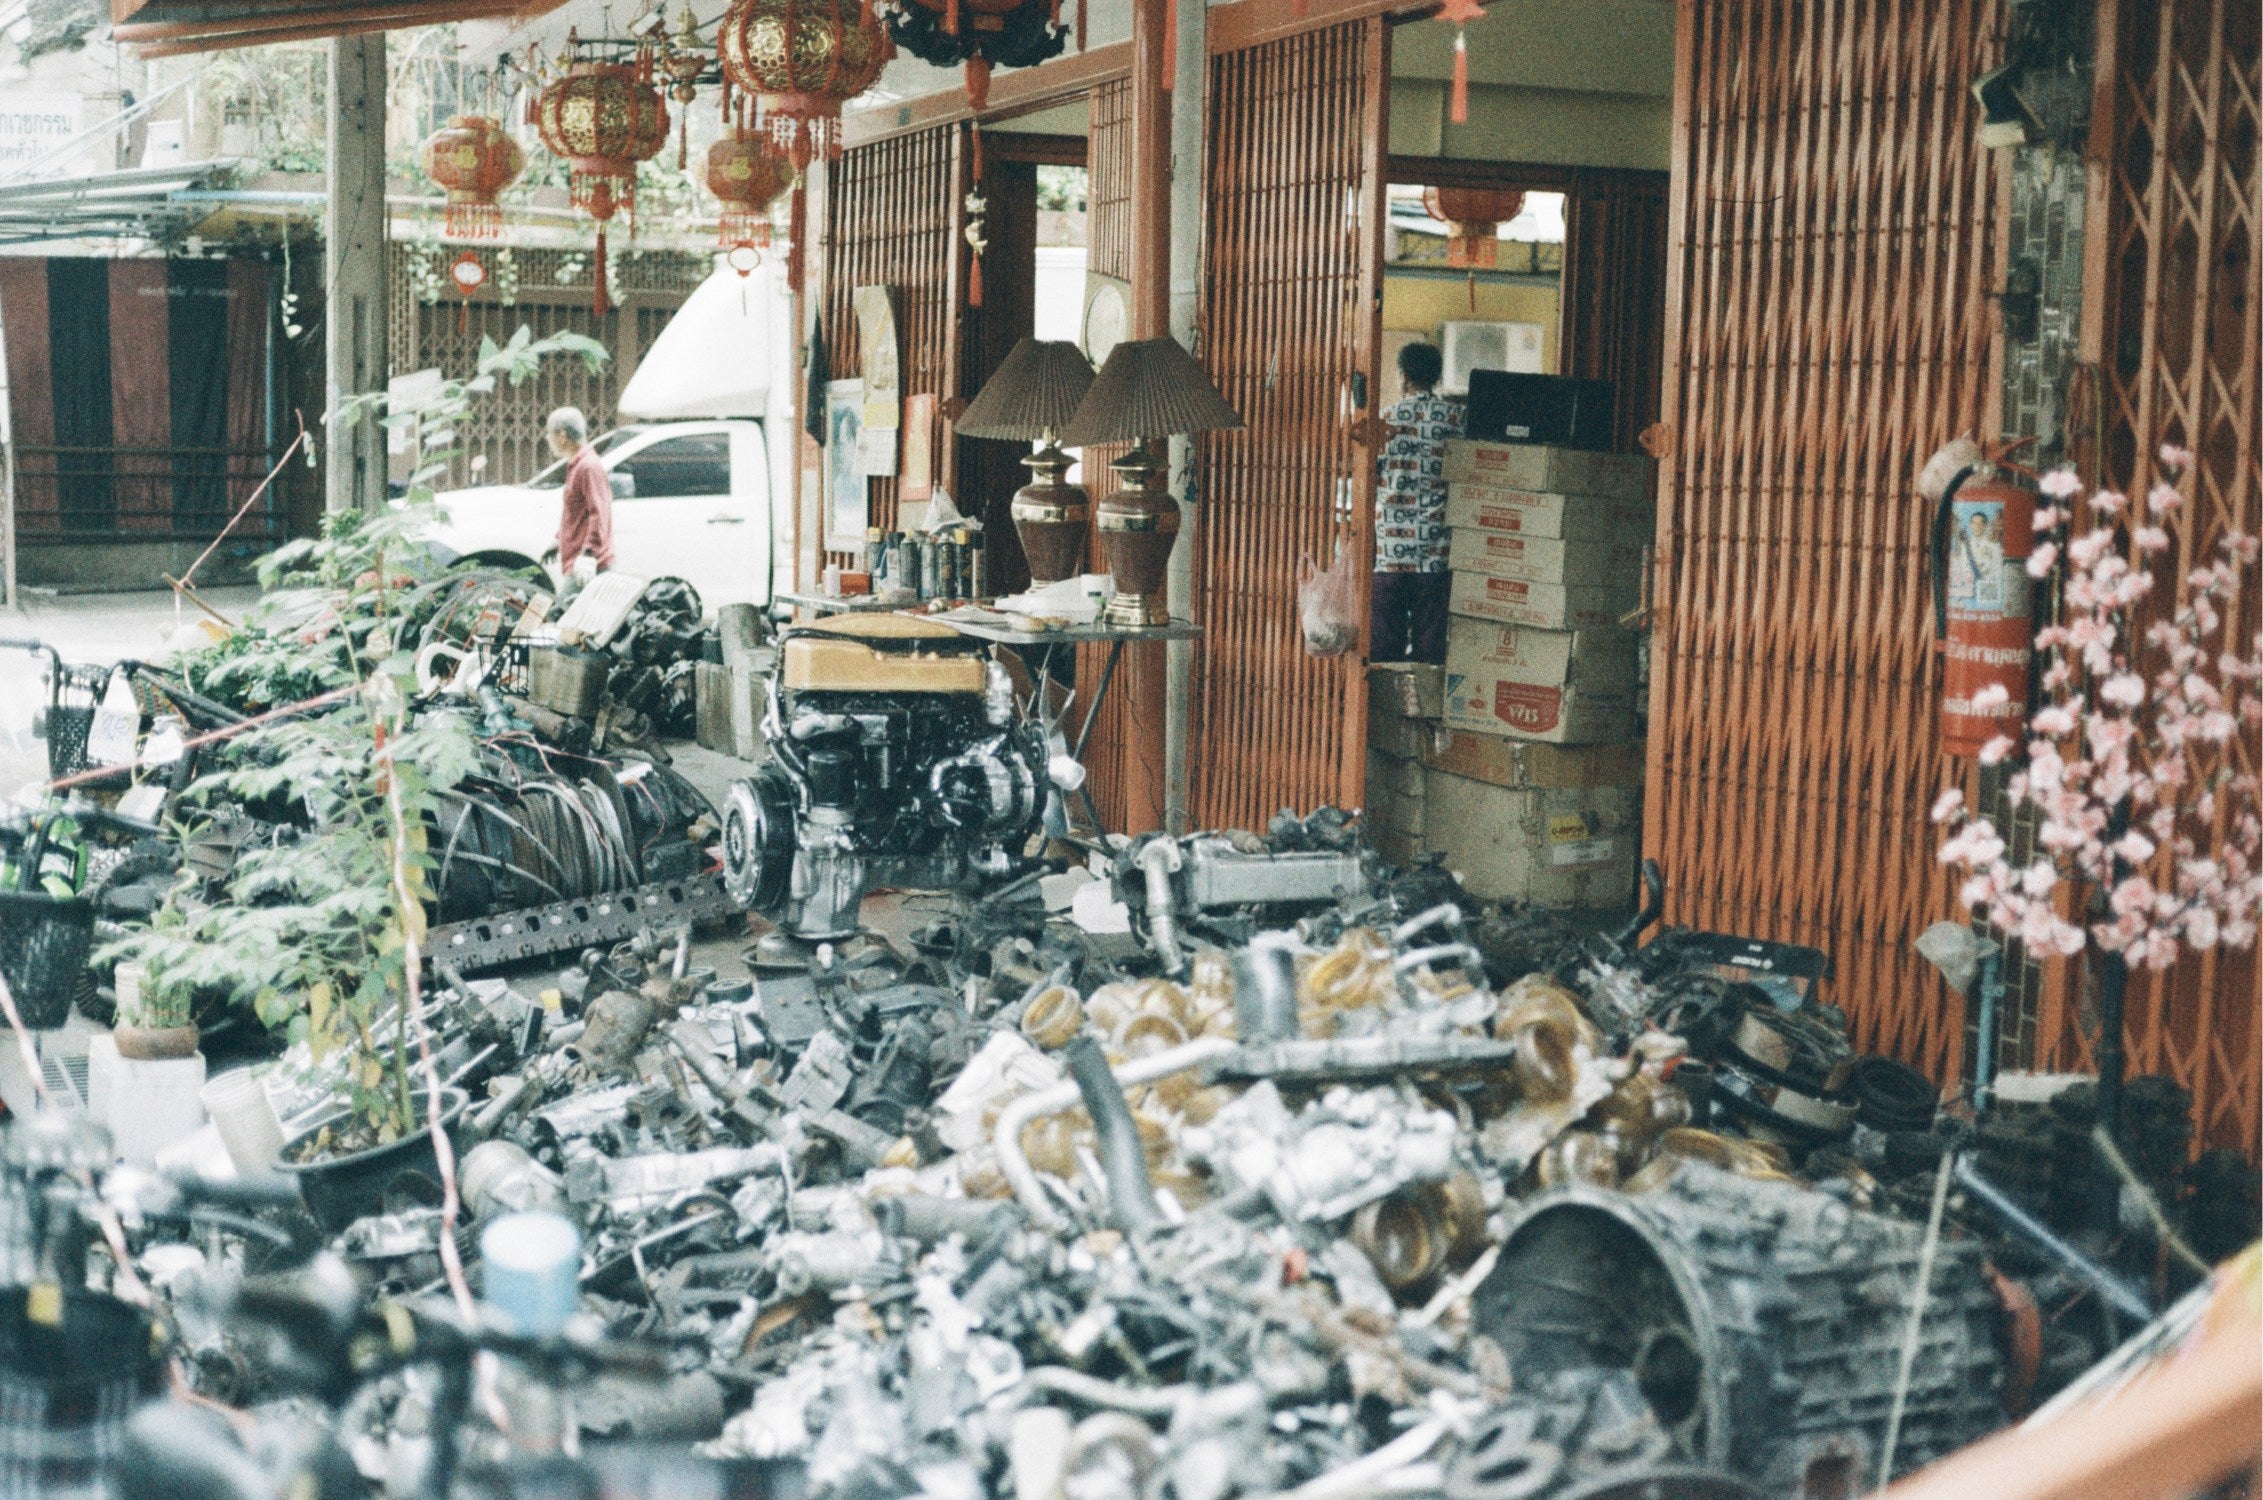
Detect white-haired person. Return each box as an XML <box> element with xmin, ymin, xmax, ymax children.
<box><xmin>546</xmin><ymin>406</ymin><xmax>613</xmax><ymax>579</ymax></box>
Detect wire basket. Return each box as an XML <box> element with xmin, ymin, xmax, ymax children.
<box><xmin>41</xmin><ymin>706</ymin><xmax>94</xmax><ymax>783</ymax></box>
<box><xmin>0</xmin><ymin>892</ymin><xmax>95</xmax><ymax>1029</ymax></box>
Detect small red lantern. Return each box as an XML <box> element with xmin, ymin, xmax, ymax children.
<box><xmin>707</xmin><ymin>127</ymin><xmax>793</xmax><ymax>258</ymax></box>
<box><xmin>1421</xmin><ymin>185</ymin><xmax>1525</xmax><ymax>270</ymax></box>
<box><xmin>448</xmin><ymin>249</ymin><xmax>487</xmax><ymax>331</ymax></box>
<box><xmin>716</xmin><ymin>0</ymin><xmax>888</xmax><ymax>170</ymax></box>
<box><xmin>533</xmin><ymin>58</ymin><xmax>671</xmax><ymax>314</ymax></box>
<box><xmin>423</xmin><ymin>116</ymin><xmax>524</xmax><ymax>240</ymax></box>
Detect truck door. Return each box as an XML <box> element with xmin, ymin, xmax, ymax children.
<box><xmin>604</xmin><ymin>429</ymin><xmax>760</xmax><ymax>611</ymax></box>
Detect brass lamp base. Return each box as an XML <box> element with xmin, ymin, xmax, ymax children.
<box><xmin>1008</xmin><ymin>441</ymin><xmax>1089</xmax><ymax>586</ymax></box>
<box><xmin>1096</xmin><ymin>441</ymin><xmax>1177</xmax><ymax>627</ymax></box>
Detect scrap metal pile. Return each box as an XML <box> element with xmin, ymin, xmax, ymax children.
<box><xmin>7</xmin><ymin>561</ymin><xmax>2236</xmax><ymax>1500</ymax></box>
<box><xmin>68</xmin><ymin>837</ymin><xmax>2085</xmax><ymax>1500</ymax></box>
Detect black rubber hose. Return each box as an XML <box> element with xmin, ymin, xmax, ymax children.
<box><xmin>1062</xmin><ymin>1036</ymin><xmax>1165</xmax><ymax>1235</ymax></box>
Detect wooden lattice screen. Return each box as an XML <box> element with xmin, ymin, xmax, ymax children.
<box><xmin>1191</xmin><ymin>18</ymin><xmax>1386</xmax><ymax>831</ymax></box>
<box><xmin>1647</xmin><ymin>0</ymin><xmax>2007</xmax><ymax>1086</ymax></box>
<box><xmin>2073</xmin><ymin>0</ymin><xmax>2261</xmax><ymax>1149</ymax></box>
<box><xmin>821</xmin><ymin>124</ymin><xmax>964</xmax><ymax>564</ymax></box>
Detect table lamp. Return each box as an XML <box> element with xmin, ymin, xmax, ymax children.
<box><xmin>1058</xmin><ymin>337</ymin><xmax>1243</xmax><ymax>627</ymax></box>
<box><xmin>955</xmin><ymin>338</ymin><xmax>1096</xmax><ymax>586</ymax></box>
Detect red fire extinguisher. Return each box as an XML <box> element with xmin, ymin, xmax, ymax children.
<box><xmin>1931</xmin><ymin>463</ymin><xmax>2035</xmax><ymax>757</ymax></box>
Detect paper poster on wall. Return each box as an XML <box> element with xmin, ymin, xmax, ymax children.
<box><xmin>899</xmin><ymin>393</ymin><xmax>936</xmax><ymax>501</ymax></box>
<box><xmin>853</xmin><ymin>285</ymin><xmax>900</xmax><ymax>431</ymax></box>
<box><xmin>825</xmin><ymin>378</ymin><xmax>868</xmax><ymax>552</ymax></box>
<box><xmin>855</xmin><ymin>422</ymin><xmax>898</xmax><ymax>477</ymax></box>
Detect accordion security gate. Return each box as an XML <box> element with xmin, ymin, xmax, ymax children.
<box><xmin>1191</xmin><ymin>19</ymin><xmax>1385</xmax><ymax>831</ymax></box>
<box><xmin>1645</xmin><ymin>0</ymin><xmax>2007</xmax><ymax>1090</ymax></box>
<box><xmin>2082</xmin><ymin>0</ymin><xmax>2260</xmax><ymax>1149</ymax></box>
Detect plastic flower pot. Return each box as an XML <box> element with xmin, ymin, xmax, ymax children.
<box><xmin>277</xmin><ymin>1086</ymin><xmax>469</xmax><ymax>1233</ymax></box>
<box><xmin>0</xmin><ymin>1286</ymin><xmax>160</xmax><ymax>1494</ymax></box>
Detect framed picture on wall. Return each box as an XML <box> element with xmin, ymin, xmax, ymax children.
<box><xmin>824</xmin><ymin>378</ymin><xmax>867</xmax><ymax>553</ymax></box>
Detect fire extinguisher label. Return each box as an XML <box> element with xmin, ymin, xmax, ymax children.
<box><xmin>1947</xmin><ymin>496</ymin><xmax>2028</xmax><ymax>615</ymax></box>
<box><xmin>1940</xmin><ymin>479</ymin><xmax>2037</xmax><ymax>757</ymax></box>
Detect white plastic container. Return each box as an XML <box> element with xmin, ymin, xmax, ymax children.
<box><xmin>88</xmin><ymin>1035</ymin><xmax>206</xmax><ymax>1166</ymax></box>
<box><xmin>199</xmin><ymin>1067</ymin><xmax>285</xmax><ymax>1175</ymax></box>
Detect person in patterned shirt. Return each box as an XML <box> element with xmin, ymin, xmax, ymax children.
<box><xmin>1371</xmin><ymin>342</ymin><xmax>1462</xmax><ymax>663</ymax></box>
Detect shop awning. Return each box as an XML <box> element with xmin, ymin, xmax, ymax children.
<box><xmin>111</xmin><ymin>0</ymin><xmax>568</xmax><ymax>56</ymax></box>
<box><xmin>0</xmin><ymin>162</ymin><xmax>234</xmax><ymax>247</ymax></box>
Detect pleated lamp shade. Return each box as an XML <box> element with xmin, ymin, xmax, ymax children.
<box><xmin>1059</xmin><ymin>337</ymin><xmax>1244</xmax><ymax>445</ymax></box>
<box><xmin>957</xmin><ymin>338</ymin><xmax>1095</xmax><ymax>439</ymax></box>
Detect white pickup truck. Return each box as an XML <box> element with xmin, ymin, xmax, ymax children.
<box><xmin>427</xmin><ymin>417</ymin><xmax>774</xmax><ymax>610</ymax></box>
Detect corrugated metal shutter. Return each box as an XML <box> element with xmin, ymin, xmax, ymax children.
<box><xmin>1192</xmin><ymin>18</ymin><xmax>1386</xmax><ymax>831</ymax></box>
<box><xmin>1648</xmin><ymin>0</ymin><xmax>2008</xmax><ymax>1085</ymax></box>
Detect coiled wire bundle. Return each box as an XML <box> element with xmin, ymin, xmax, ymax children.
<box><xmin>428</xmin><ymin>745</ymin><xmax>713</xmax><ymax>923</ymax></box>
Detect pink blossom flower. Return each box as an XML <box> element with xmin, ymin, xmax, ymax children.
<box><xmin>2100</xmin><ymin>673</ymin><xmax>2146</xmax><ymax>708</ymax></box>
<box><xmin>2040</xmin><ymin>468</ymin><xmax>2084</xmax><ymax>498</ymax></box>
<box><xmin>2027</xmin><ymin>542</ymin><xmax>2059</xmax><ymax>578</ymax></box>
<box><xmin>1971</xmin><ymin>682</ymin><xmax>2011</xmax><ymax>711</ymax></box>
<box><xmin>2112</xmin><ymin>830</ymin><xmax>2157</xmax><ymax>864</ymax></box>
<box><xmin>1930</xmin><ymin>788</ymin><xmax>1966</xmax><ymax>822</ymax></box>
<box><xmin>1979</xmin><ymin>736</ymin><xmax>2016</xmax><ymax>765</ymax></box>
<box><xmin>2146</xmin><ymin>482</ymin><xmax>2184</xmax><ymax>519</ymax></box>
<box><xmin>2159</xmin><ymin>443</ymin><xmax>2193</xmax><ymax>472</ymax></box>
<box><xmin>2133</xmin><ymin>525</ymin><xmax>2171</xmax><ymax>553</ymax></box>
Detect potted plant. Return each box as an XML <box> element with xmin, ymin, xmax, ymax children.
<box><xmin>110</xmin><ymin>961</ymin><xmax>198</xmax><ymax>1061</ymax></box>
<box><xmin>112</xmin><ymin>327</ymin><xmax>607</xmax><ymax>1229</ymax></box>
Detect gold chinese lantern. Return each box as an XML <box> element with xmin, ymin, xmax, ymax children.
<box><xmin>716</xmin><ymin>0</ymin><xmax>888</xmax><ymax>169</ymax></box>
<box><xmin>422</xmin><ymin>115</ymin><xmax>524</xmax><ymax>240</ymax></box>
<box><xmin>1420</xmin><ymin>185</ymin><xmax>1524</xmax><ymax>270</ymax></box>
<box><xmin>532</xmin><ymin>58</ymin><xmax>671</xmax><ymax>314</ymax></box>
<box><xmin>707</xmin><ymin>126</ymin><xmax>793</xmax><ymax>259</ymax></box>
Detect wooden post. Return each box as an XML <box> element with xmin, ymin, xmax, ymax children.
<box><xmin>324</xmin><ymin>32</ymin><xmax>388</xmax><ymax>516</ymax></box>
<box><xmin>1161</xmin><ymin>0</ymin><xmax>1206</xmax><ymax>833</ymax></box>
<box><xmin>1117</xmin><ymin>0</ymin><xmax>1170</xmax><ymax>832</ymax></box>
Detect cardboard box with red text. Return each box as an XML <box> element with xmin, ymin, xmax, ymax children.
<box><xmin>1444</xmin><ymin>616</ymin><xmax>1639</xmax><ymax>744</ymax></box>
<box><xmin>1449</xmin><ymin>570</ymin><xmax>1630</xmax><ymax>632</ymax></box>
<box><xmin>1445</xmin><ymin>483</ymin><xmax>1655</xmax><ymax>544</ymax></box>
<box><xmin>1447</xmin><ymin>528</ymin><xmax>1644</xmax><ymax>602</ymax></box>
<box><xmin>1442</xmin><ymin>438</ymin><xmax>1653</xmax><ymax>500</ymax></box>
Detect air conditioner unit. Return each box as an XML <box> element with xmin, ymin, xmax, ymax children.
<box><xmin>1439</xmin><ymin>320</ymin><xmax>1546</xmax><ymax>395</ymax></box>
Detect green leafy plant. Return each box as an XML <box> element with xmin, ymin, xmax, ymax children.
<box><xmin>112</xmin><ymin>327</ymin><xmax>607</xmax><ymax>1153</ymax></box>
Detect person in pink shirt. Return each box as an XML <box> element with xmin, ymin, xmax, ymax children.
<box><xmin>546</xmin><ymin>406</ymin><xmax>614</xmax><ymax>577</ymax></box>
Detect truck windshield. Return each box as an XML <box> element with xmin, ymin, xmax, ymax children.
<box><xmin>527</xmin><ymin>427</ymin><xmax>641</xmax><ymax>488</ymax></box>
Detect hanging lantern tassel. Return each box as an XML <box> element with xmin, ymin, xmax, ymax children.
<box><xmin>946</xmin><ymin>0</ymin><xmax>959</xmax><ymax>35</ymax></box>
<box><xmin>1451</xmin><ymin>26</ymin><xmax>1469</xmax><ymax>123</ymax></box>
<box><xmin>593</xmin><ymin>223</ymin><xmax>611</xmax><ymax>317</ymax></box>
<box><xmin>965</xmin><ymin>56</ymin><xmax>991</xmax><ymax>111</ymax></box>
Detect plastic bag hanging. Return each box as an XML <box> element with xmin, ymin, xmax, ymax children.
<box><xmin>1298</xmin><ymin>533</ymin><xmax>1362</xmax><ymax>657</ymax></box>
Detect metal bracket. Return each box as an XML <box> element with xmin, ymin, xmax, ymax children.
<box><xmin>424</xmin><ymin>873</ymin><xmax>740</xmax><ymax>974</ymax></box>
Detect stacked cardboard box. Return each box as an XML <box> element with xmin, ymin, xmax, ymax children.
<box><xmin>1415</xmin><ymin>439</ymin><xmax>1654</xmax><ymax>907</ymax></box>
<box><xmin>1364</xmin><ymin>662</ymin><xmax>1442</xmax><ymax>865</ymax></box>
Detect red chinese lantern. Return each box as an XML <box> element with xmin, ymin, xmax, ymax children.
<box><xmin>1421</xmin><ymin>185</ymin><xmax>1525</xmax><ymax>270</ymax></box>
<box><xmin>707</xmin><ymin>126</ymin><xmax>794</xmax><ymax>259</ymax></box>
<box><xmin>448</xmin><ymin>249</ymin><xmax>487</xmax><ymax>331</ymax></box>
<box><xmin>422</xmin><ymin>115</ymin><xmax>524</xmax><ymax>240</ymax></box>
<box><xmin>533</xmin><ymin>59</ymin><xmax>671</xmax><ymax>315</ymax></box>
<box><xmin>716</xmin><ymin>0</ymin><xmax>888</xmax><ymax>170</ymax></box>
